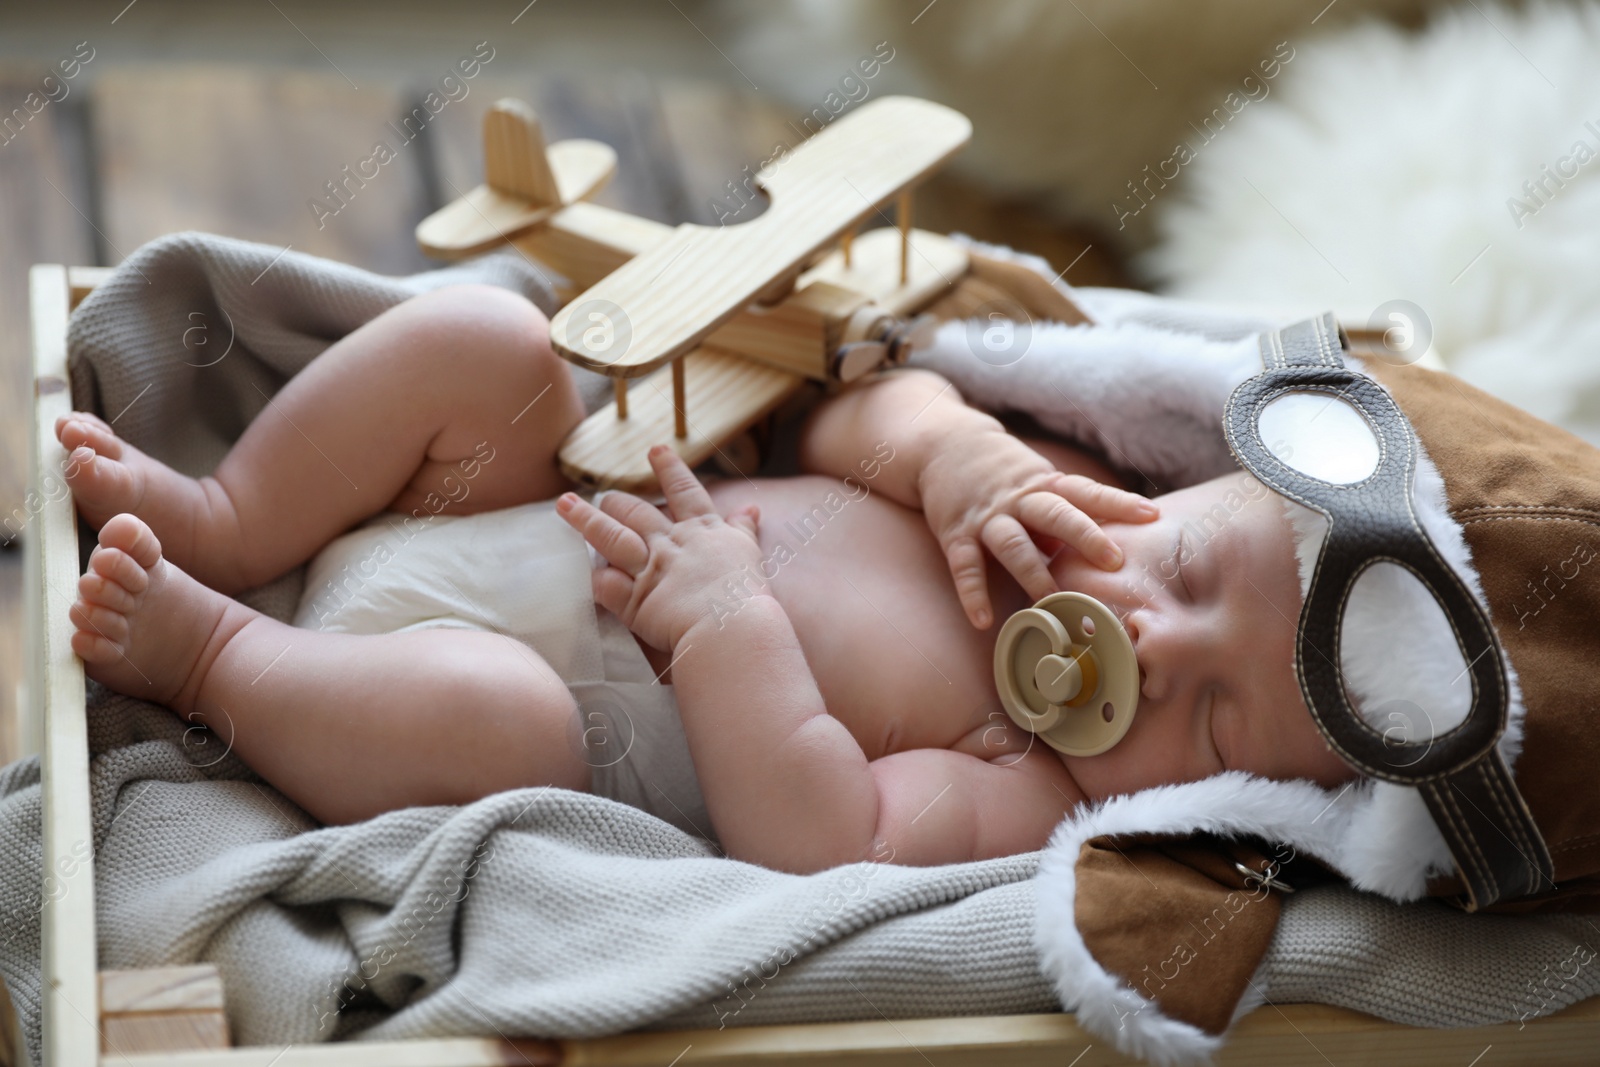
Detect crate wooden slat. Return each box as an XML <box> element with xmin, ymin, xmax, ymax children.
<box><xmin>99</xmin><ymin>966</ymin><xmax>229</xmax><ymax>1055</ymax></box>
<box><xmin>67</xmin><ymin>267</ymin><xmax>115</xmax><ymax>308</ymax></box>
<box><xmin>80</xmin><ymin>998</ymin><xmax>1600</xmax><ymax>1067</ymax></box>
<box><xmin>30</xmin><ymin>264</ymin><xmax>99</xmax><ymax>1067</ymax></box>
<box><xmin>99</xmin><ymin>1037</ymin><xmax>561</xmax><ymax>1067</ymax></box>
<box><xmin>565</xmin><ymin>1001</ymin><xmax>1600</xmax><ymax>1067</ymax></box>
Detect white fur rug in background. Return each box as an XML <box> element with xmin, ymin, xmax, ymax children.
<box><xmin>1147</xmin><ymin>1</ymin><xmax>1600</xmax><ymax>445</ymax></box>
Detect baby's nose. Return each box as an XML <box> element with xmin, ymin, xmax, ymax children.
<box><xmin>1127</xmin><ymin>613</ymin><xmax>1185</xmax><ymax>703</ymax></box>
<box><xmin>1110</xmin><ymin>613</ymin><xmax>1155</xmax><ymax>696</ymax></box>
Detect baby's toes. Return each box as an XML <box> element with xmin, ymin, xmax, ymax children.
<box><xmin>69</xmin><ymin>626</ymin><xmax>123</xmax><ymax>666</ymax></box>
<box><xmin>79</xmin><ymin>569</ymin><xmax>137</xmax><ymax>614</ymax></box>
<box><xmin>57</xmin><ymin>413</ymin><xmax>124</xmax><ymax>459</ymax></box>
<box><xmin>88</xmin><ymin>540</ymin><xmax>152</xmax><ymax>596</ymax></box>
<box><xmin>70</xmin><ymin>598</ymin><xmax>130</xmax><ymax>650</ymax></box>
<box><xmin>63</xmin><ymin>446</ymin><xmax>140</xmax><ymax>515</ymax></box>
<box><xmin>97</xmin><ymin>514</ymin><xmax>162</xmax><ymax>571</ymax></box>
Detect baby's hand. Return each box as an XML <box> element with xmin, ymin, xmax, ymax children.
<box><xmin>556</xmin><ymin>445</ymin><xmax>762</xmax><ymax>652</ymax></box>
<box><xmin>918</xmin><ymin>427</ymin><xmax>1157</xmax><ymax>628</ymax></box>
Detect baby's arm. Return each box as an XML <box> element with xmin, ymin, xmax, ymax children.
<box><xmin>559</xmin><ymin>447</ymin><xmax>866</xmax><ymax>870</ymax></box>
<box><xmin>559</xmin><ymin>446</ymin><xmax>1079</xmax><ymax>872</ymax></box>
<box><xmin>801</xmin><ymin>368</ymin><xmax>1156</xmax><ymax>628</ymax></box>
<box><xmin>799</xmin><ymin>367</ymin><xmax>996</xmax><ymax>507</ymax></box>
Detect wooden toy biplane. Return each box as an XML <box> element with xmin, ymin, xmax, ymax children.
<box><xmin>415</xmin><ymin>94</ymin><xmax>1087</xmax><ymax>491</ymax></box>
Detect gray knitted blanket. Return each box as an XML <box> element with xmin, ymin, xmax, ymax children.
<box><xmin>2</xmin><ymin>234</ymin><xmax>1596</xmax><ymax>1066</ymax></box>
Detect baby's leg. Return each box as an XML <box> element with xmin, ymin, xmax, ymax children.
<box><xmin>58</xmin><ymin>284</ymin><xmax>585</xmax><ymax>594</ymax></box>
<box><xmin>72</xmin><ymin>513</ymin><xmax>588</xmax><ymax>825</ymax></box>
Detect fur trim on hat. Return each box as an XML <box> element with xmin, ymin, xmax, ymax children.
<box><xmin>1034</xmin><ymin>773</ymin><xmax>1338</xmax><ymax>1065</ymax></box>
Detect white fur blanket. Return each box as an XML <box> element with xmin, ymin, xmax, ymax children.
<box><xmin>1149</xmin><ymin>0</ymin><xmax>1600</xmax><ymax>447</ymax></box>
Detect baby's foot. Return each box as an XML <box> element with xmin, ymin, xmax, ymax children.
<box><xmin>56</xmin><ymin>412</ymin><xmax>233</xmax><ymax>587</ymax></box>
<box><xmin>57</xmin><ymin>412</ymin><xmax>153</xmax><ymax>528</ymax></box>
<box><xmin>70</xmin><ymin>514</ymin><xmax>254</xmax><ymax>715</ymax></box>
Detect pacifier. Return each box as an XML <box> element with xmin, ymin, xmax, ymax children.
<box><xmin>992</xmin><ymin>592</ymin><xmax>1140</xmax><ymax>757</ymax></box>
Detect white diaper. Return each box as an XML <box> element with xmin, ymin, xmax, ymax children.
<box><xmin>290</xmin><ymin>498</ymin><xmax>716</xmax><ymax>844</ymax></box>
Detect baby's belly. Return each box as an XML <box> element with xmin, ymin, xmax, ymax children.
<box><xmin>707</xmin><ymin>475</ymin><xmax>1032</xmax><ymax>759</ymax></box>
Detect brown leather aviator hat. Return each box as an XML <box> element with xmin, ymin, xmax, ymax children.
<box><xmin>911</xmin><ymin>251</ymin><xmax>1600</xmax><ymax>1064</ymax></box>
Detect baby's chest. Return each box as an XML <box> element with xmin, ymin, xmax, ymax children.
<box><xmin>718</xmin><ymin>479</ymin><xmax>1032</xmax><ymax>759</ymax></box>
<box><xmin>805</xmin><ymin>610</ymin><xmax>1026</xmax><ymax>762</ymax></box>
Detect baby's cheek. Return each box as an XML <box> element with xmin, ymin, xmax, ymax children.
<box><xmin>1062</xmin><ymin>749</ymin><xmax>1128</xmax><ymax>802</ymax></box>
<box><xmin>1063</xmin><ymin>719</ymin><xmax>1195</xmax><ymax>799</ymax></box>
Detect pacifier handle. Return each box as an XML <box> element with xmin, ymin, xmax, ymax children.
<box><xmin>993</xmin><ymin>592</ymin><xmax>1139</xmax><ymax>757</ymax></box>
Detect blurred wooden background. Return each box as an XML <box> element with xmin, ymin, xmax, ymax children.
<box><xmin>0</xmin><ymin>7</ymin><xmax>1129</xmax><ymax>768</ymax></box>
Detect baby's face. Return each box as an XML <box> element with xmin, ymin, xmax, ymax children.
<box><xmin>1046</xmin><ymin>471</ymin><xmax>1355</xmax><ymax>801</ymax></box>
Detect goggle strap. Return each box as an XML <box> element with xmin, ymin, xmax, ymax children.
<box><xmin>1227</xmin><ymin>313</ymin><xmax>1553</xmax><ymax>910</ymax></box>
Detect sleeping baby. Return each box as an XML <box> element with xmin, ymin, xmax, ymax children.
<box><xmin>57</xmin><ymin>284</ymin><xmax>1352</xmax><ymax>874</ymax></box>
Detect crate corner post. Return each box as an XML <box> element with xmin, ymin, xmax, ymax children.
<box><xmin>29</xmin><ymin>263</ymin><xmax>100</xmax><ymax>1067</ymax></box>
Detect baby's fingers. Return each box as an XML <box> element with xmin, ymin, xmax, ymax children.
<box><xmin>981</xmin><ymin>513</ymin><xmax>1058</xmax><ymax>606</ymax></box>
<box><xmin>591</xmin><ymin>566</ymin><xmax>637</xmax><ymax>624</ymax></box>
<box><xmin>724</xmin><ymin>503</ymin><xmax>761</xmax><ymax>540</ymax></box>
<box><xmin>557</xmin><ymin>493</ymin><xmax>648</xmax><ymax>575</ymax></box>
<box><xmin>649</xmin><ymin>445</ymin><xmax>715</xmax><ymax>521</ymax></box>
<box><xmin>943</xmin><ymin>535</ymin><xmax>994</xmax><ymax>629</ymax></box>
<box><xmin>1055</xmin><ymin>473</ymin><xmax>1159</xmax><ymax>522</ymax></box>
<box><xmin>1019</xmin><ymin>491</ymin><xmax>1122</xmax><ymax>571</ymax></box>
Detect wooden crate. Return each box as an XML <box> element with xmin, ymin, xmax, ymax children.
<box><xmin>25</xmin><ymin>263</ymin><xmax>1600</xmax><ymax>1066</ymax></box>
